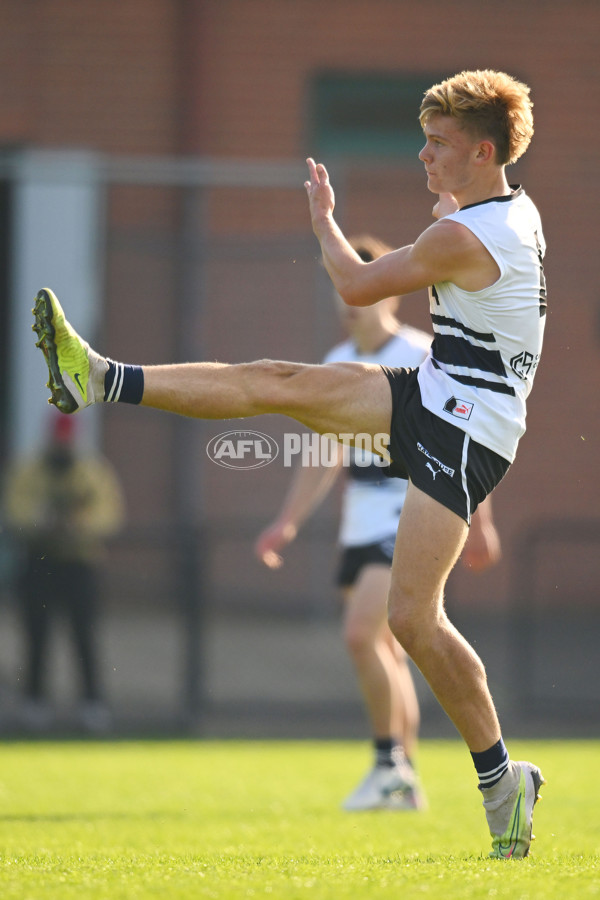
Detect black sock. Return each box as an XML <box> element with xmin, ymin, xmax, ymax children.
<box><xmin>471</xmin><ymin>737</ymin><xmax>509</xmax><ymax>789</ymax></box>
<box><xmin>104</xmin><ymin>360</ymin><xmax>144</xmax><ymax>405</ymax></box>
<box><xmin>374</xmin><ymin>737</ymin><xmax>397</xmax><ymax>768</ymax></box>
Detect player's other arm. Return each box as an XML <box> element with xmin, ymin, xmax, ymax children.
<box><xmin>254</xmin><ymin>448</ymin><xmax>343</xmax><ymax>570</ymax></box>
<box><xmin>461</xmin><ymin>496</ymin><xmax>502</xmax><ymax>573</ymax></box>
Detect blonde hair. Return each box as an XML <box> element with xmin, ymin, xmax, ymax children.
<box><xmin>419</xmin><ymin>70</ymin><xmax>534</xmax><ymax>165</ymax></box>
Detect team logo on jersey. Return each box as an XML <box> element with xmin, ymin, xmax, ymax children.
<box><xmin>510</xmin><ymin>350</ymin><xmax>539</xmax><ymax>380</ymax></box>
<box><xmin>444</xmin><ymin>396</ymin><xmax>473</xmax><ymax>420</ymax></box>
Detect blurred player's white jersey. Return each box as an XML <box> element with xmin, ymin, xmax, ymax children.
<box><xmin>418</xmin><ymin>188</ymin><xmax>546</xmax><ymax>462</ymax></box>
<box><xmin>324</xmin><ymin>327</ymin><xmax>431</xmax><ymax>546</ymax></box>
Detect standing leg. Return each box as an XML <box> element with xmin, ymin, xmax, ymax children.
<box><xmin>389</xmin><ymin>482</ymin><xmax>545</xmax><ymax>857</ymax></box>
<box><xmin>387</xmin><ymin>631</ymin><xmax>420</xmax><ymax>761</ymax></box>
<box><xmin>341</xmin><ymin>564</ymin><xmax>424</xmax><ymax>811</ymax></box>
<box><xmin>342</xmin><ymin>566</ymin><xmax>410</xmax><ymax>748</ymax></box>
<box><xmin>387</xmin><ymin>482</ymin><xmax>500</xmax><ymax>751</ymax></box>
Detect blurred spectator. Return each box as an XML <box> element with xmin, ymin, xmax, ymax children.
<box><xmin>2</xmin><ymin>412</ymin><xmax>125</xmax><ymax>733</ymax></box>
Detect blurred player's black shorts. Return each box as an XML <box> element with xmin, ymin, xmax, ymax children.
<box><xmin>336</xmin><ymin>535</ymin><xmax>396</xmax><ymax>587</ymax></box>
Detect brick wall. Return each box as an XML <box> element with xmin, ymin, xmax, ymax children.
<box><xmin>2</xmin><ymin>0</ymin><xmax>599</xmax><ymax>612</ymax></box>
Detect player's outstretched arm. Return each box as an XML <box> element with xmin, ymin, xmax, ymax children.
<box><xmin>254</xmin><ymin>446</ymin><xmax>343</xmax><ymax>570</ymax></box>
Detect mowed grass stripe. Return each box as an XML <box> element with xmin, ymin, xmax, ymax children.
<box><xmin>0</xmin><ymin>740</ymin><xmax>598</xmax><ymax>899</ymax></box>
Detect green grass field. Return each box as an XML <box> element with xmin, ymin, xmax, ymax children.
<box><xmin>0</xmin><ymin>739</ymin><xmax>598</xmax><ymax>899</ymax></box>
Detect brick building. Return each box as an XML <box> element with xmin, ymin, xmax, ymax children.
<box><xmin>1</xmin><ymin>1</ymin><xmax>598</xmax><ymax>730</ymax></box>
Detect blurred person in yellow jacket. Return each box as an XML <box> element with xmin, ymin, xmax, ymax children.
<box><xmin>3</xmin><ymin>412</ymin><xmax>124</xmax><ymax>733</ymax></box>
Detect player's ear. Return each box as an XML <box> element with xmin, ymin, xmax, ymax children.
<box><xmin>475</xmin><ymin>140</ymin><xmax>496</xmax><ymax>164</ymax></box>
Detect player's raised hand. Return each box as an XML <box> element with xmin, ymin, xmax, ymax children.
<box><xmin>305</xmin><ymin>158</ymin><xmax>335</xmax><ymax>230</ymax></box>
<box><xmin>432</xmin><ymin>192</ymin><xmax>460</xmax><ymax>219</ymax></box>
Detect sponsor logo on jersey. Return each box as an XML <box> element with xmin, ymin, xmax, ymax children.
<box><xmin>444</xmin><ymin>396</ymin><xmax>473</xmax><ymax>420</ymax></box>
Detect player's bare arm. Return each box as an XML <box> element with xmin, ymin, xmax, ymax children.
<box><xmin>254</xmin><ymin>450</ymin><xmax>343</xmax><ymax>569</ymax></box>
<box><xmin>305</xmin><ymin>158</ymin><xmax>499</xmax><ymax>305</ymax></box>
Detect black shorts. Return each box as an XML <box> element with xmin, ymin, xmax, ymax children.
<box><xmin>381</xmin><ymin>366</ymin><xmax>510</xmax><ymax>524</ymax></box>
<box><xmin>336</xmin><ymin>536</ymin><xmax>396</xmax><ymax>588</ymax></box>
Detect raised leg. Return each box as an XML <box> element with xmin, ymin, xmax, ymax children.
<box><xmin>33</xmin><ymin>288</ymin><xmax>393</xmax><ymax>446</ymax></box>
<box><xmin>142</xmin><ymin>359</ymin><xmax>393</xmax><ymax>443</ymax></box>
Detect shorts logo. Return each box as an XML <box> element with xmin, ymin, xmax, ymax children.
<box><xmin>417</xmin><ymin>442</ymin><xmax>455</xmax><ymax>478</ymax></box>
<box><xmin>444</xmin><ymin>396</ymin><xmax>473</xmax><ymax>420</ymax></box>
<box><xmin>426</xmin><ymin>462</ymin><xmax>440</xmax><ymax>480</ymax></box>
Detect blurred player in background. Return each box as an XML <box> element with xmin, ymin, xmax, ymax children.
<box><xmin>32</xmin><ymin>69</ymin><xmax>545</xmax><ymax>857</ymax></box>
<box><xmin>255</xmin><ymin>235</ymin><xmax>501</xmax><ymax>811</ymax></box>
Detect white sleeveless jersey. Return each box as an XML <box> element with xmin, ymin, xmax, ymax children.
<box><xmin>324</xmin><ymin>326</ymin><xmax>431</xmax><ymax>546</ymax></box>
<box><xmin>417</xmin><ymin>187</ymin><xmax>547</xmax><ymax>463</ymax></box>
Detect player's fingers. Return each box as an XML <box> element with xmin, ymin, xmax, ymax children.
<box><xmin>306</xmin><ymin>157</ymin><xmax>318</xmax><ymax>181</ymax></box>
<box><xmin>316</xmin><ymin>162</ymin><xmax>329</xmax><ymax>183</ymax></box>
<box><xmin>254</xmin><ymin>537</ymin><xmax>271</xmax><ymax>561</ymax></box>
<box><xmin>262</xmin><ymin>549</ymin><xmax>283</xmax><ymax>570</ymax></box>
<box><xmin>306</xmin><ymin>158</ymin><xmax>330</xmax><ymax>187</ymax></box>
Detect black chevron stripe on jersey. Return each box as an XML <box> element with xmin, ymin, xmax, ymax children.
<box><xmin>431</xmin><ymin>334</ymin><xmax>508</xmax><ymax>377</ymax></box>
<box><xmin>430</xmin><ymin>313</ymin><xmax>496</xmax><ymax>343</ymax></box>
<box><xmin>431</xmin><ymin>358</ymin><xmax>516</xmax><ymax>395</ymax></box>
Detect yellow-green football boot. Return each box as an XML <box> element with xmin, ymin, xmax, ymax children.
<box><xmin>483</xmin><ymin>760</ymin><xmax>545</xmax><ymax>859</ymax></box>
<box><xmin>32</xmin><ymin>288</ymin><xmax>108</xmax><ymax>414</ymax></box>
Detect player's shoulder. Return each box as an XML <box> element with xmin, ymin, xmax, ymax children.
<box><xmin>415</xmin><ymin>217</ymin><xmax>482</xmax><ymax>274</ymax></box>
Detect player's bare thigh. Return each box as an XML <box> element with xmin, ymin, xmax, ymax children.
<box><xmin>274</xmin><ymin>361</ymin><xmax>393</xmax><ymax>443</ymax></box>
<box><xmin>388</xmin><ymin>481</ymin><xmax>469</xmax><ymax>635</ymax></box>
<box><xmin>142</xmin><ymin>358</ymin><xmax>392</xmax><ymax>444</ymax></box>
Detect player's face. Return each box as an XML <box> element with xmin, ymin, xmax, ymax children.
<box><xmin>419</xmin><ymin>115</ymin><xmax>480</xmax><ymax>196</ymax></box>
<box><xmin>333</xmin><ymin>292</ymin><xmax>394</xmax><ymax>335</ymax></box>
<box><xmin>334</xmin><ymin>292</ymin><xmax>371</xmax><ymax>330</ymax></box>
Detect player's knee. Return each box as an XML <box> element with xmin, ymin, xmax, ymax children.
<box><xmin>343</xmin><ymin>617</ymin><xmax>371</xmax><ymax>658</ymax></box>
<box><xmin>387</xmin><ymin>603</ymin><xmax>422</xmax><ymax>657</ymax></box>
